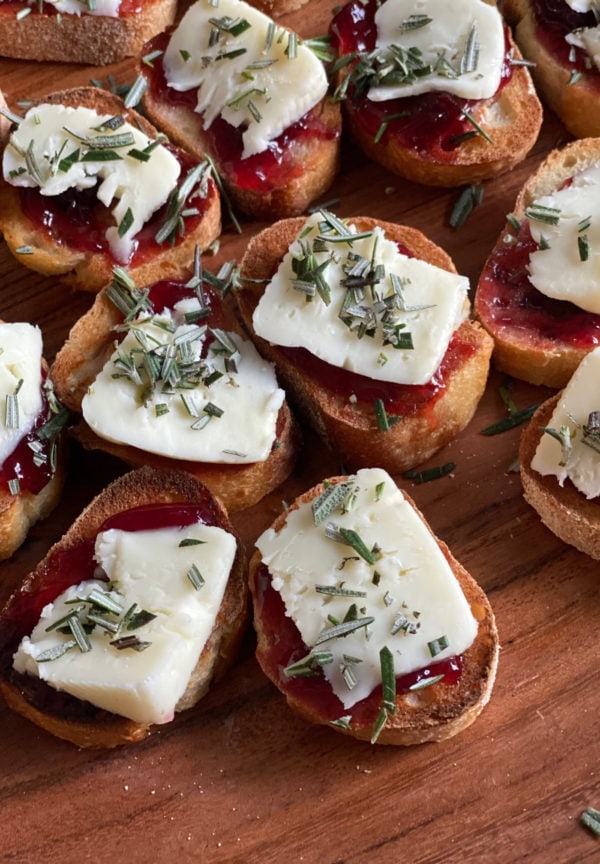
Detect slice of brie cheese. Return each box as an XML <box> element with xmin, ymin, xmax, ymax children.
<box><xmin>566</xmin><ymin>26</ymin><xmax>600</xmax><ymax>71</ymax></box>
<box><xmin>368</xmin><ymin>0</ymin><xmax>504</xmax><ymax>102</ymax></box>
<box><xmin>252</xmin><ymin>212</ymin><xmax>469</xmax><ymax>386</ymax></box>
<box><xmin>531</xmin><ymin>346</ymin><xmax>600</xmax><ymax>499</ymax></box>
<box><xmin>564</xmin><ymin>0</ymin><xmax>596</xmax><ymax>12</ymax></box>
<box><xmin>3</xmin><ymin>103</ymin><xmax>181</xmax><ymax>263</ymax></box>
<box><xmin>13</xmin><ymin>520</ymin><xmax>237</xmax><ymax>725</ymax></box>
<box><xmin>82</xmin><ymin>298</ymin><xmax>284</xmax><ymax>464</ymax></box>
<box><xmin>162</xmin><ymin>0</ymin><xmax>328</xmax><ymax>158</ymax></box>
<box><xmin>256</xmin><ymin>467</ymin><xmax>478</xmax><ymax>710</ymax></box>
<box><xmin>40</xmin><ymin>0</ymin><xmax>121</xmax><ymax>14</ymax></box>
<box><xmin>0</xmin><ymin>322</ymin><xmax>43</xmax><ymax>468</ymax></box>
<box><xmin>526</xmin><ymin>163</ymin><xmax>600</xmax><ymax>313</ymax></box>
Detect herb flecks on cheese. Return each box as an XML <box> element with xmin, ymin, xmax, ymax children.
<box><xmin>2</xmin><ymin>103</ymin><xmax>182</xmax><ymax>263</ymax></box>
<box><xmin>162</xmin><ymin>0</ymin><xmax>328</xmax><ymax>158</ymax></box>
<box><xmin>13</xmin><ymin>521</ymin><xmax>236</xmax><ymax>725</ymax></box>
<box><xmin>252</xmin><ymin>211</ymin><xmax>469</xmax><ymax>386</ymax></box>
<box><xmin>532</xmin><ymin>346</ymin><xmax>600</xmax><ymax>499</ymax></box>
<box><xmin>337</xmin><ymin>0</ymin><xmax>504</xmax><ymax>104</ymax></box>
<box><xmin>525</xmin><ymin>163</ymin><xmax>600</xmax><ymax>313</ymax></box>
<box><xmin>256</xmin><ymin>467</ymin><xmax>478</xmax><ymax>711</ymax></box>
<box><xmin>82</xmin><ymin>278</ymin><xmax>284</xmax><ymax>464</ymax></box>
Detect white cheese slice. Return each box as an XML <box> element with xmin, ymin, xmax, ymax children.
<box><xmin>41</xmin><ymin>0</ymin><xmax>121</xmax><ymax>14</ymax></box>
<box><xmin>2</xmin><ymin>103</ymin><xmax>181</xmax><ymax>264</ymax></box>
<box><xmin>565</xmin><ymin>0</ymin><xmax>595</xmax><ymax>11</ymax></box>
<box><xmin>82</xmin><ymin>299</ymin><xmax>284</xmax><ymax>464</ymax></box>
<box><xmin>368</xmin><ymin>0</ymin><xmax>504</xmax><ymax>103</ymax></box>
<box><xmin>0</xmin><ymin>323</ymin><xmax>43</xmax><ymax>467</ymax></box>
<box><xmin>252</xmin><ymin>212</ymin><xmax>469</xmax><ymax>386</ymax></box>
<box><xmin>566</xmin><ymin>26</ymin><xmax>600</xmax><ymax>71</ymax></box>
<box><xmin>162</xmin><ymin>0</ymin><xmax>328</xmax><ymax>158</ymax></box>
<box><xmin>531</xmin><ymin>347</ymin><xmax>600</xmax><ymax>499</ymax></box>
<box><xmin>525</xmin><ymin>163</ymin><xmax>600</xmax><ymax>313</ymax></box>
<box><xmin>257</xmin><ymin>467</ymin><xmax>478</xmax><ymax>710</ymax></box>
<box><xmin>13</xmin><ymin>521</ymin><xmax>237</xmax><ymax>725</ymax></box>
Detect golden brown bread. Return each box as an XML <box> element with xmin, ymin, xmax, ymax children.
<box><xmin>520</xmin><ymin>395</ymin><xmax>600</xmax><ymax>559</ymax></box>
<box><xmin>139</xmin><ymin>16</ymin><xmax>341</xmax><ymax>219</ymax></box>
<box><xmin>503</xmin><ymin>0</ymin><xmax>600</xmax><ymax>139</ymax></box>
<box><xmin>0</xmin><ymin>87</ymin><xmax>221</xmax><ymax>293</ymax></box>
<box><xmin>51</xmin><ymin>276</ymin><xmax>301</xmax><ymax>512</ymax></box>
<box><xmin>0</xmin><ymin>466</ymin><xmax>248</xmax><ymax>748</ymax></box>
<box><xmin>249</xmin><ymin>473</ymin><xmax>499</xmax><ymax>745</ymax></box>
<box><xmin>236</xmin><ymin>216</ymin><xmax>494</xmax><ymax>474</ymax></box>
<box><xmin>0</xmin><ymin>0</ymin><xmax>177</xmax><ymax>65</ymax></box>
<box><xmin>475</xmin><ymin>138</ymin><xmax>600</xmax><ymax>388</ymax></box>
<box><xmin>330</xmin><ymin>0</ymin><xmax>542</xmax><ymax>187</ymax></box>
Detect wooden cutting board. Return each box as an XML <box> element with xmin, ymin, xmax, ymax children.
<box><xmin>0</xmin><ymin>4</ymin><xmax>599</xmax><ymax>862</ymax></box>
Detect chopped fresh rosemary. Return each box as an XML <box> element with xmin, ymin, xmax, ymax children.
<box><xmin>371</xmin><ymin>646</ymin><xmax>396</xmax><ymax>743</ymax></box>
<box><xmin>311</xmin><ymin>481</ymin><xmax>353</xmax><ymax>525</ymax></box>
<box><xmin>409</xmin><ymin>673</ymin><xmax>444</xmax><ymax>691</ymax></box>
<box><xmin>326</xmin><ymin>524</ymin><xmax>379</xmax><ymax>565</ymax></box>
<box><xmin>481</xmin><ymin>403</ymin><xmax>539</xmax><ymax>435</ymax></box>
<box><xmin>449</xmin><ymin>184</ymin><xmax>484</xmax><ymax>229</ymax></box>
<box><xmin>427</xmin><ymin>634</ymin><xmax>449</xmax><ymax>658</ymax></box>
<box><xmin>313</xmin><ymin>616</ymin><xmax>374</xmax><ymax>645</ymax></box>
<box><xmin>403</xmin><ymin>462</ymin><xmax>456</xmax><ymax>484</ymax></box>
<box><xmin>315</xmin><ymin>585</ymin><xmax>367</xmax><ymax>598</ymax></box>
<box><xmin>283</xmin><ymin>650</ymin><xmax>334</xmax><ymax>677</ymax></box>
<box><xmin>580</xmin><ymin>807</ymin><xmax>600</xmax><ymax>837</ymax></box>
<box><xmin>524</xmin><ymin>203</ymin><xmax>561</xmax><ymax>226</ymax></box>
<box><xmin>187</xmin><ymin>563</ymin><xmax>205</xmax><ymax>590</ymax></box>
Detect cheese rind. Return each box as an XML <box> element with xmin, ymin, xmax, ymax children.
<box><xmin>256</xmin><ymin>467</ymin><xmax>478</xmax><ymax>710</ymax></box>
<box><xmin>0</xmin><ymin>323</ymin><xmax>43</xmax><ymax>467</ymax></box>
<box><xmin>82</xmin><ymin>298</ymin><xmax>284</xmax><ymax>464</ymax></box>
<box><xmin>13</xmin><ymin>521</ymin><xmax>237</xmax><ymax>725</ymax></box>
<box><xmin>2</xmin><ymin>104</ymin><xmax>181</xmax><ymax>263</ymax></box>
<box><xmin>252</xmin><ymin>212</ymin><xmax>469</xmax><ymax>386</ymax></box>
<box><xmin>526</xmin><ymin>163</ymin><xmax>600</xmax><ymax>314</ymax></box>
<box><xmin>531</xmin><ymin>347</ymin><xmax>600</xmax><ymax>499</ymax></box>
<box><xmin>162</xmin><ymin>0</ymin><xmax>328</xmax><ymax>158</ymax></box>
<box><xmin>369</xmin><ymin>0</ymin><xmax>504</xmax><ymax>102</ymax></box>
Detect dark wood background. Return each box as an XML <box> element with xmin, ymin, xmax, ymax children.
<box><xmin>0</xmin><ymin>3</ymin><xmax>599</xmax><ymax>862</ymax></box>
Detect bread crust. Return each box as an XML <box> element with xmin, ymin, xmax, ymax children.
<box><xmin>51</xmin><ymin>280</ymin><xmax>301</xmax><ymax>511</ymax></box>
<box><xmin>249</xmin><ymin>475</ymin><xmax>499</xmax><ymax>745</ymax></box>
<box><xmin>0</xmin><ymin>466</ymin><xmax>248</xmax><ymax>748</ymax></box>
<box><xmin>332</xmin><ymin>3</ymin><xmax>542</xmax><ymax>186</ymax></box>
<box><xmin>504</xmin><ymin>0</ymin><xmax>600</xmax><ymax>139</ymax></box>
<box><xmin>0</xmin><ymin>0</ymin><xmax>177</xmax><ymax>65</ymax></box>
<box><xmin>0</xmin><ymin>87</ymin><xmax>221</xmax><ymax>293</ymax></box>
<box><xmin>140</xmin><ymin>41</ymin><xmax>341</xmax><ymax>219</ymax></box>
<box><xmin>520</xmin><ymin>395</ymin><xmax>600</xmax><ymax>558</ymax></box>
<box><xmin>475</xmin><ymin>138</ymin><xmax>600</xmax><ymax>388</ymax></box>
<box><xmin>236</xmin><ymin>216</ymin><xmax>493</xmax><ymax>474</ymax></box>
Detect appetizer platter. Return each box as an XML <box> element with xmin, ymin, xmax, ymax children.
<box><xmin>0</xmin><ymin>1</ymin><xmax>599</xmax><ymax>861</ymax></box>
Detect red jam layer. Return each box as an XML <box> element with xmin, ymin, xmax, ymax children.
<box><xmin>0</xmin><ymin>372</ymin><xmax>58</xmax><ymax>497</ymax></box>
<box><xmin>254</xmin><ymin>564</ymin><xmax>462</xmax><ymax>726</ymax></box>
<box><xmin>0</xmin><ymin>0</ymin><xmax>142</xmax><ymax>16</ymax></box>
<box><xmin>329</xmin><ymin>0</ymin><xmax>512</xmax><ymax>159</ymax></box>
<box><xmin>478</xmin><ymin>223</ymin><xmax>600</xmax><ymax>348</ymax></box>
<box><xmin>144</xmin><ymin>33</ymin><xmax>339</xmax><ymax>193</ymax></box>
<box><xmin>531</xmin><ymin>0</ymin><xmax>600</xmax><ymax>76</ymax></box>
<box><xmin>2</xmin><ymin>499</ymin><xmax>223</xmax><ymax>647</ymax></box>
<box><xmin>19</xmin><ymin>146</ymin><xmax>210</xmax><ymax>267</ymax></box>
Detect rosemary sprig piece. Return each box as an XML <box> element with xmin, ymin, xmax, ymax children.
<box><xmin>403</xmin><ymin>462</ymin><xmax>456</xmax><ymax>484</ymax></box>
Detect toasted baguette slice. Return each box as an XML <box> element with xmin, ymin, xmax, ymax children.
<box><xmin>504</xmin><ymin>0</ymin><xmax>600</xmax><ymax>139</ymax></box>
<box><xmin>139</xmin><ymin>9</ymin><xmax>341</xmax><ymax>219</ymax></box>
<box><xmin>475</xmin><ymin>138</ymin><xmax>600</xmax><ymax>388</ymax></box>
<box><xmin>236</xmin><ymin>216</ymin><xmax>493</xmax><ymax>474</ymax></box>
<box><xmin>51</xmin><ymin>276</ymin><xmax>301</xmax><ymax>511</ymax></box>
<box><xmin>329</xmin><ymin>0</ymin><xmax>542</xmax><ymax>187</ymax></box>
<box><xmin>0</xmin><ymin>89</ymin><xmax>8</xmax><ymax>143</ymax></box>
<box><xmin>0</xmin><ymin>466</ymin><xmax>248</xmax><ymax>748</ymax></box>
<box><xmin>0</xmin><ymin>0</ymin><xmax>177</xmax><ymax>65</ymax></box>
<box><xmin>0</xmin><ymin>87</ymin><xmax>221</xmax><ymax>293</ymax></box>
<box><xmin>520</xmin><ymin>395</ymin><xmax>600</xmax><ymax>559</ymax></box>
<box><xmin>249</xmin><ymin>471</ymin><xmax>499</xmax><ymax>745</ymax></box>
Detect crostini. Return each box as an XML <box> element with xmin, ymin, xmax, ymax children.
<box><xmin>139</xmin><ymin>0</ymin><xmax>341</xmax><ymax>218</ymax></box>
<box><xmin>0</xmin><ymin>466</ymin><xmax>247</xmax><ymax>748</ymax></box>
<box><xmin>250</xmin><ymin>467</ymin><xmax>499</xmax><ymax>744</ymax></box>
<box><xmin>51</xmin><ymin>264</ymin><xmax>300</xmax><ymax>511</ymax></box>
<box><xmin>0</xmin><ymin>87</ymin><xmax>221</xmax><ymax>292</ymax></box>
<box><xmin>475</xmin><ymin>138</ymin><xmax>600</xmax><ymax>388</ymax></box>
<box><xmin>329</xmin><ymin>0</ymin><xmax>542</xmax><ymax>186</ymax></box>
<box><xmin>236</xmin><ymin>212</ymin><xmax>493</xmax><ymax>474</ymax></box>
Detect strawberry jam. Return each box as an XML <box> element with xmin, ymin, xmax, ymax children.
<box><xmin>18</xmin><ymin>147</ymin><xmax>213</xmax><ymax>266</ymax></box>
<box><xmin>478</xmin><ymin>223</ymin><xmax>600</xmax><ymax>347</ymax></box>
<box><xmin>254</xmin><ymin>563</ymin><xmax>463</xmax><ymax>726</ymax></box>
<box><xmin>329</xmin><ymin>0</ymin><xmax>512</xmax><ymax>159</ymax></box>
<box><xmin>144</xmin><ymin>33</ymin><xmax>339</xmax><ymax>193</ymax></box>
<box><xmin>531</xmin><ymin>0</ymin><xmax>600</xmax><ymax>76</ymax></box>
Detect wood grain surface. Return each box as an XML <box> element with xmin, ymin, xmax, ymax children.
<box><xmin>0</xmin><ymin>3</ymin><xmax>599</xmax><ymax>863</ymax></box>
